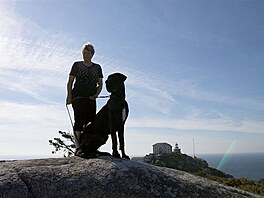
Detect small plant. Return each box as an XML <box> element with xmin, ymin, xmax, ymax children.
<box><xmin>49</xmin><ymin>131</ymin><xmax>75</xmax><ymax>157</ymax></box>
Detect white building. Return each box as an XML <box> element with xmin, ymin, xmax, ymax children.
<box><xmin>153</xmin><ymin>143</ymin><xmax>172</xmax><ymax>154</ymax></box>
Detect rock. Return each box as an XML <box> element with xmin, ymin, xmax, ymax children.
<box><xmin>0</xmin><ymin>156</ymin><xmax>261</xmax><ymax>198</ymax></box>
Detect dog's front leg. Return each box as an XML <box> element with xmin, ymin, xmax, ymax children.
<box><xmin>118</xmin><ymin>126</ymin><xmax>130</xmax><ymax>160</ymax></box>
<box><xmin>111</xmin><ymin>132</ymin><xmax>121</xmax><ymax>158</ymax></box>
<box><xmin>109</xmin><ymin>109</ymin><xmax>121</xmax><ymax>158</ymax></box>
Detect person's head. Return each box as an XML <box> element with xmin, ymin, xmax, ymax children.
<box><xmin>82</xmin><ymin>43</ymin><xmax>95</xmax><ymax>61</ymax></box>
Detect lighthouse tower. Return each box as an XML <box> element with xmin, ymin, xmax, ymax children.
<box><xmin>173</xmin><ymin>143</ymin><xmax>181</xmax><ymax>154</ymax></box>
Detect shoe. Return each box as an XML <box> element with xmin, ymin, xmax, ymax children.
<box><xmin>75</xmin><ymin>148</ymin><xmax>84</xmax><ymax>157</ymax></box>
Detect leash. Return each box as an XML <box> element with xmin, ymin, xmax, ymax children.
<box><xmin>72</xmin><ymin>95</ymin><xmax>110</xmax><ymax>101</ymax></box>
<box><xmin>66</xmin><ymin>104</ymin><xmax>74</xmax><ymax>129</ymax></box>
<box><xmin>97</xmin><ymin>95</ymin><xmax>110</xmax><ymax>98</ymax></box>
<box><xmin>66</xmin><ymin>95</ymin><xmax>109</xmax><ymax>129</ymax></box>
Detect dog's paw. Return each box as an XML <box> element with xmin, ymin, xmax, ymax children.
<box><xmin>95</xmin><ymin>150</ymin><xmax>111</xmax><ymax>156</ymax></box>
<box><xmin>122</xmin><ymin>154</ymin><xmax>130</xmax><ymax>160</ymax></box>
<box><xmin>112</xmin><ymin>151</ymin><xmax>121</xmax><ymax>158</ymax></box>
<box><xmin>82</xmin><ymin>153</ymin><xmax>98</xmax><ymax>159</ymax></box>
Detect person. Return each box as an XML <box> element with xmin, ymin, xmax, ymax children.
<box><xmin>66</xmin><ymin>43</ymin><xmax>103</xmax><ymax>156</ymax></box>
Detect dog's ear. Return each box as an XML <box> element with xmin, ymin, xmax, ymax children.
<box><xmin>118</xmin><ymin>73</ymin><xmax>127</xmax><ymax>82</ymax></box>
<box><xmin>105</xmin><ymin>78</ymin><xmax>113</xmax><ymax>92</ymax></box>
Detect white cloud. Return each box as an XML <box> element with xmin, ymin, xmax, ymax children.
<box><xmin>0</xmin><ymin>101</ymin><xmax>65</xmax><ymax>125</ymax></box>
<box><xmin>127</xmin><ymin>117</ymin><xmax>264</xmax><ymax>134</ymax></box>
<box><xmin>0</xmin><ymin>101</ymin><xmax>71</xmax><ymax>156</ymax></box>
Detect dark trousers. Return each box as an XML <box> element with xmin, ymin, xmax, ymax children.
<box><xmin>72</xmin><ymin>98</ymin><xmax>96</xmax><ymax>131</ymax></box>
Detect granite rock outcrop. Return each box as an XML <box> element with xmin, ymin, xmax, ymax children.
<box><xmin>0</xmin><ymin>156</ymin><xmax>261</xmax><ymax>198</ymax></box>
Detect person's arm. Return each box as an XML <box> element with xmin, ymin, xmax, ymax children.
<box><xmin>66</xmin><ymin>75</ymin><xmax>75</xmax><ymax>104</ymax></box>
<box><xmin>90</xmin><ymin>78</ymin><xmax>103</xmax><ymax>100</ymax></box>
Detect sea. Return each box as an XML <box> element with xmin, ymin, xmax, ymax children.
<box><xmin>1</xmin><ymin>153</ymin><xmax>264</xmax><ymax>181</ymax></box>
<box><xmin>197</xmin><ymin>152</ymin><xmax>264</xmax><ymax>181</ymax></box>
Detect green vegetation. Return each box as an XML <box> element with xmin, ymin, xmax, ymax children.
<box><xmin>49</xmin><ymin>131</ymin><xmax>75</xmax><ymax>157</ymax></box>
<box><xmin>196</xmin><ymin>173</ymin><xmax>264</xmax><ymax>196</ymax></box>
<box><xmin>147</xmin><ymin>154</ymin><xmax>232</xmax><ymax>178</ymax></box>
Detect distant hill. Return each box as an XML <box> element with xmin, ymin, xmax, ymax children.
<box><xmin>142</xmin><ymin>153</ymin><xmax>233</xmax><ymax>178</ymax></box>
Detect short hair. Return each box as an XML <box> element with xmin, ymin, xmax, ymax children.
<box><xmin>82</xmin><ymin>43</ymin><xmax>95</xmax><ymax>55</ymax></box>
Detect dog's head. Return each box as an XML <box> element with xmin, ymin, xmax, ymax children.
<box><xmin>106</xmin><ymin>73</ymin><xmax>127</xmax><ymax>93</ymax></box>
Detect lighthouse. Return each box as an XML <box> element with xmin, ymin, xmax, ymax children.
<box><xmin>173</xmin><ymin>143</ymin><xmax>181</xmax><ymax>154</ymax></box>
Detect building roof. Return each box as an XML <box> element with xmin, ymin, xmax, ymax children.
<box><xmin>152</xmin><ymin>142</ymin><xmax>172</xmax><ymax>147</ymax></box>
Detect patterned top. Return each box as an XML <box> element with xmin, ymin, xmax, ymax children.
<box><xmin>69</xmin><ymin>61</ymin><xmax>103</xmax><ymax>98</ymax></box>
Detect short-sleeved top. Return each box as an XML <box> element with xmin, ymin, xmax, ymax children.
<box><xmin>69</xmin><ymin>61</ymin><xmax>103</xmax><ymax>99</ymax></box>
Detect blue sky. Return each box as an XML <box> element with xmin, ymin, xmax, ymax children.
<box><xmin>0</xmin><ymin>0</ymin><xmax>263</xmax><ymax>158</ymax></box>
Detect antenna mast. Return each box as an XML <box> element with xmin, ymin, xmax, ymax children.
<box><xmin>193</xmin><ymin>138</ymin><xmax>196</xmax><ymax>158</ymax></box>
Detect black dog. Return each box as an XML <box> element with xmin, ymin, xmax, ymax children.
<box><xmin>80</xmin><ymin>73</ymin><xmax>130</xmax><ymax>159</ymax></box>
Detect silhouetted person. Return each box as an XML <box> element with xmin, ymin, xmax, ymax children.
<box><xmin>66</xmin><ymin>43</ymin><xmax>103</xmax><ymax>156</ymax></box>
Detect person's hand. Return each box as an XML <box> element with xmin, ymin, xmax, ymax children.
<box><xmin>66</xmin><ymin>96</ymin><xmax>72</xmax><ymax>105</ymax></box>
<box><xmin>89</xmin><ymin>94</ymin><xmax>98</xmax><ymax>100</ymax></box>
